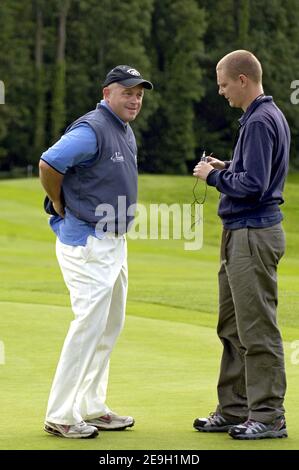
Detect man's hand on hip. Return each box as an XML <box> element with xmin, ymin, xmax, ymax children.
<box><xmin>53</xmin><ymin>199</ymin><xmax>65</xmax><ymax>218</ymax></box>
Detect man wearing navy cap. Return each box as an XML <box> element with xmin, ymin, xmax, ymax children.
<box><xmin>39</xmin><ymin>65</ymin><xmax>153</xmax><ymax>439</ymax></box>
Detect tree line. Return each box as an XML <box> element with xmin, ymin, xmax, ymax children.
<box><xmin>0</xmin><ymin>0</ymin><xmax>298</xmax><ymax>175</ymax></box>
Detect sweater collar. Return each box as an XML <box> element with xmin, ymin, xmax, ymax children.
<box><xmin>239</xmin><ymin>95</ymin><xmax>273</xmax><ymax>126</ymax></box>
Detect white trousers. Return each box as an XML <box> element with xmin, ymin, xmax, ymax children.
<box><xmin>46</xmin><ymin>234</ymin><xmax>128</xmax><ymax>425</ymax></box>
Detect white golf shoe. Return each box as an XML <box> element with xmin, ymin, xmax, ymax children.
<box><xmin>44</xmin><ymin>420</ymin><xmax>99</xmax><ymax>438</ymax></box>
<box><xmin>86</xmin><ymin>412</ymin><xmax>135</xmax><ymax>430</ymax></box>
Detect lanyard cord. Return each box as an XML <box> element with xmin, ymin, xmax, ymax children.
<box><xmin>192</xmin><ymin>177</ymin><xmax>207</xmax><ymax>205</ymax></box>
<box><xmin>190</xmin><ymin>179</ymin><xmax>207</xmax><ymax>229</ymax></box>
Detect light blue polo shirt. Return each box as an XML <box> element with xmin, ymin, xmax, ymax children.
<box><xmin>41</xmin><ymin>101</ymin><xmax>125</xmax><ymax>246</ymax></box>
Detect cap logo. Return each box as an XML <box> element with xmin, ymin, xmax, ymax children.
<box><xmin>127</xmin><ymin>68</ymin><xmax>140</xmax><ymax>76</ymax></box>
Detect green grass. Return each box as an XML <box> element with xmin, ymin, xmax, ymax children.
<box><xmin>0</xmin><ymin>174</ymin><xmax>299</xmax><ymax>450</ymax></box>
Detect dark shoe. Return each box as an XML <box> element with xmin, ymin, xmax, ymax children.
<box><xmin>193</xmin><ymin>412</ymin><xmax>241</xmax><ymax>432</ymax></box>
<box><xmin>228</xmin><ymin>416</ymin><xmax>288</xmax><ymax>440</ymax></box>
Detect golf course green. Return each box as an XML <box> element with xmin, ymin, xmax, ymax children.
<box><xmin>0</xmin><ymin>174</ymin><xmax>298</xmax><ymax>450</ymax></box>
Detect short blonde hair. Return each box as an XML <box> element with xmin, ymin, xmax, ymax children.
<box><xmin>217</xmin><ymin>50</ymin><xmax>262</xmax><ymax>83</ymax></box>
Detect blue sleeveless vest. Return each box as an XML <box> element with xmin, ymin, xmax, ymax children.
<box><xmin>62</xmin><ymin>104</ymin><xmax>138</xmax><ymax>234</ymax></box>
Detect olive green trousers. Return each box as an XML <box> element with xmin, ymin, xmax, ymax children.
<box><xmin>216</xmin><ymin>223</ymin><xmax>286</xmax><ymax>424</ymax></box>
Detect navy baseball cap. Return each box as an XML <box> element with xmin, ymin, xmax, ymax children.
<box><xmin>102</xmin><ymin>65</ymin><xmax>153</xmax><ymax>90</ymax></box>
<box><xmin>44</xmin><ymin>195</ymin><xmax>59</xmax><ymax>216</ymax></box>
<box><xmin>43</xmin><ymin>191</ymin><xmax>65</xmax><ymax>216</ymax></box>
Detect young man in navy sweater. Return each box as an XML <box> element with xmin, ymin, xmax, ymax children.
<box><xmin>193</xmin><ymin>50</ymin><xmax>290</xmax><ymax>440</ymax></box>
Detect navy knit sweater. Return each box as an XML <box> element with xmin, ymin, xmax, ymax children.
<box><xmin>207</xmin><ymin>96</ymin><xmax>290</xmax><ymax>229</ymax></box>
